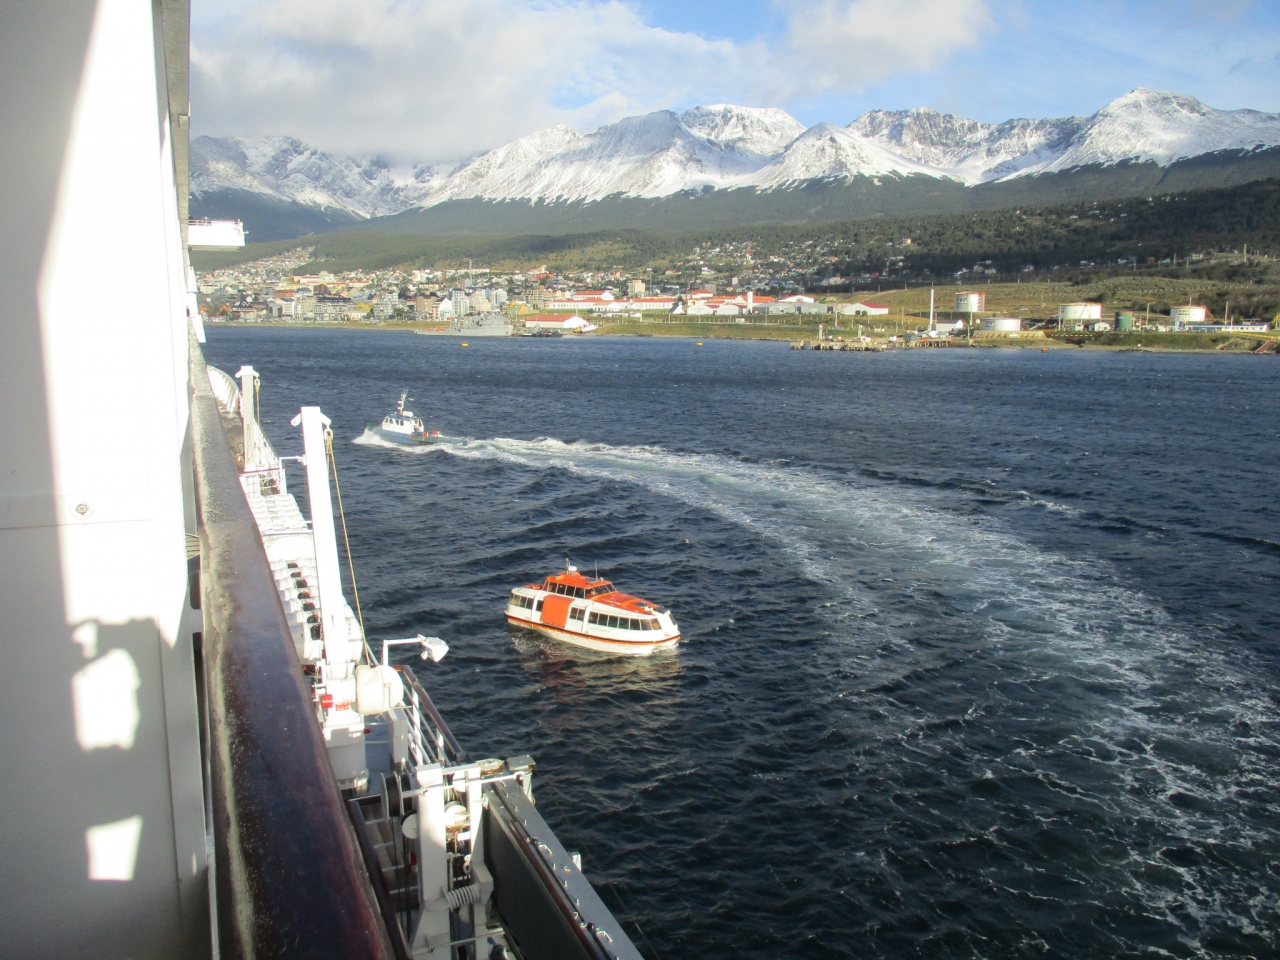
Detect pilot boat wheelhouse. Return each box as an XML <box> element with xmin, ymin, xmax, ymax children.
<box><xmin>506</xmin><ymin>566</ymin><xmax>680</xmax><ymax>655</ymax></box>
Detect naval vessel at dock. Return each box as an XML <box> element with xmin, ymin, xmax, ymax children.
<box><xmin>416</xmin><ymin>313</ymin><xmax>515</xmax><ymax>337</ymax></box>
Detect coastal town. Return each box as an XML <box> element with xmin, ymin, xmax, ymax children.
<box><xmin>198</xmin><ymin>245</ymin><xmax>1275</xmax><ymax>344</ymax></box>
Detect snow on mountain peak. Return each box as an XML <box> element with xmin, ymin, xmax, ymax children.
<box><xmin>426</xmin><ymin>106</ymin><xmax>805</xmax><ymax>205</ymax></box>
<box><xmin>1047</xmin><ymin>88</ymin><xmax>1280</xmax><ymax>169</ymax></box>
<box><xmin>678</xmin><ymin>105</ymin><xmax>807</xmax><ymax>158</ymax></box>
<box><xmin>190</xmin><ymin>134</ymin><xmax>439</xmax><ymax>218</ymax></box>
<box><xmin>194</xmin><ymin>91</ymin><xmax>1280</xmax><ymax>215</ymax></box>
<box><xmin>746</xmin><ymin>122</ymin><xmax>938</xmax><ymax>188</ymax></box>
<box><xmin>848</xmin><ymin>107</ymin><xmax>1085</xmax><ymax>185</ymax></box>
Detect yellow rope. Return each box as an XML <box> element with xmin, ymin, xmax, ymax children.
<box><xmin>325</xmin><ymin>430</ymin><xmax>367</xmax><ymax>647</ymax></box>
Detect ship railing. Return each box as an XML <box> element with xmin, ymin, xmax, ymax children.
<box><xmin>191</xmin><ymin>337</ymin><xmax>396</xmax><ymax>960</ymax></box>
<box><xmin>242</xmin><ymin>416</ymin><xmax>286</xmax><ymax>495</ymax></box>
<box><xmin>206</xmin><ymin>364</ymin><xmax>240</xmax><ymax>415</ymax></box>
<box><xmin>206</xmin><ymin>364</ymin><xmax>287</xmax><ymax>495</ymax></box>
<box><xmin>397</xmin><ymin>664</ymin><xmax>466</xmax><ymax>767</ymax></box>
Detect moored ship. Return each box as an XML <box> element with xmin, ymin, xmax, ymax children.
<box><xmin>506</xmin><ymin>565</ymin><xmax>680</xmax><ymax>655</ymax></box>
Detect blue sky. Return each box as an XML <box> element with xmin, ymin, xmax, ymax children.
<box><xmin>190</xmin><ymin>0</ymin><xmax>1280</xmax><ymax>160</ymax></box>
<box><xmin>634</xmin><ymin>0</ymin><xmax>1280</xmax><ymax>122</ymax></box>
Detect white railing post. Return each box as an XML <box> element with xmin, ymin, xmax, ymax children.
<box><xmin>235</xmin><ymin>366</ymin><xmax>258</xmax><ymax>469</ymax></box>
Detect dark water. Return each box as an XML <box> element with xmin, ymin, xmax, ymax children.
<box><xmin>205</xmin><ymin>329</ymin><xmax>1280</xmax><ymax>959</ymax></box>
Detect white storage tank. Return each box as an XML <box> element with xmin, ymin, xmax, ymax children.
<box><xmin>1170</xmin><ymin>305</ymin><xmax>1207</xmax><ymax>326</ymax></box>
<box><xmin>1057</xmin><ymin>302</ymin><xmax>1102</xmax><ymax>323</ymax></box>
<box><xmin>980</xmin><ymin>317</ymin><xmax>1022</xmax><ymax>332</ymax></box>
<box><xmin>955</xmin><ymin>291</ymin><xmax>986</xmax><ymax>313</ymax></box>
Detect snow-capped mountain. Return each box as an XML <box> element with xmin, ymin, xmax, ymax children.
<box><xmin>743</xmin><ymin>123</ymin><xmax>937</xmax><ymax>188</ymax></box>
<box><xmin>849</xmin><ymin>89</ymin><xmax>1280</xmax><ymax>186</ymax></box>
<box><xmin>189</xmin><ymin>135</ymin><xmax>448</xmax><ymax>218</ymax></box>
<box><xmin>1034</xmin><ymin>88</ymin><xmax>1280</xmax><ymax>172</ymax></box>
<box><xmin>414</xmin><ymin>89</ymin><xmax>1280</xmax><ymax>204</ymax></box>
<box><xmin>847</xmin><ymin>109</ymin><xmax>1086</xmax><ymax>184</ymax></box>
<box><xmin>192</xmin><ymin>90</ymin><xmax>1280</xmax><ymax>223</ymax></box>
<box><xmin>424</xmin><ymin>105</ymin><xmax>807</xmax><ymax>205</ymax></box>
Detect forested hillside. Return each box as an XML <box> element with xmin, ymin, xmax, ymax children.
<box><xmin>193</xmin><ymin>177</ymin><xmax>1280</xmax><ymax>280</ymax></box>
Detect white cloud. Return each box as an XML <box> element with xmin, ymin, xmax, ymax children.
<box><xmin>778</xmin><ymin>0</ymin><xmax>991</xmax><ymax>97</ymax></box>
<box><xmin>191</xmin><ymin>0</ymin><xmax>994</xmax><ymax>162</ymax></box>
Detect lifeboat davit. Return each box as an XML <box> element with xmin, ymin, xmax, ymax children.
<box><xmin>505</xmin><ymin>564</ymin><xmax>680</xmax><ymax>656</ymax></box>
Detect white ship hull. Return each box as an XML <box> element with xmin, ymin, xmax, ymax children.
<box><xmin>506</xmin><ymin>611</ymin><xmax>680</xmax><ymax>655</ymax></box>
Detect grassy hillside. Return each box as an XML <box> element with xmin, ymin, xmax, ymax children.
<box><xmin>192</xmin><ymin>177</ymin><xmax>1280</xmax><ymax>308</ymax></box>
<box><xmin>188</xmin><ymin>149</ymin><xmax>1280</xmax><ymax>248</ymax></box>
<box><xmin>364</xmin><ymin>149</ymin><xmax>1280</xmax><ymax>238</ymax></box>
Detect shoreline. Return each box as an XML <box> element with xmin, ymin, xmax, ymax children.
<box><xmin>205</xmin><ymin>322</ymin><xmax>1274</xmax><ymax>354</ymax></box>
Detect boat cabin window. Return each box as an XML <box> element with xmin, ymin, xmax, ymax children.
<box><xmin>587</xmin><ymin>583</ymin><xmax>614</xmax><ymax>597</ymax></box>
<box><xmin>547</xmin><ymin>582</ymin><xmax>589</xmax><ymax>599</ymax></box>
<box><xmin>510</xmin><ymin>593</ymin><xmax>533</xmax><ymax>609</ymax></box>
<box><xmin>534</xmin><ymin>599</ymin><xmax>543</xmax><ymax>613</ymax></box>
<box><xmin>569</xmin><ymin>607</ymin><xmax>584</xmax><ymax>620</ymax></box>
<box><xmin>588</xmin><ymin>611</ymin><xmax>658</xmax><ymax>632</ymax></box>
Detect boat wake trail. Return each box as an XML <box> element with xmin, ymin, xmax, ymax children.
<box><xmin>353</xmin><ymin>428</ymin><xmax>466</xmax><ymax>450</ymax></box>
<box><xmin>439</xmin><ymin>436</ymin><xmax>1147</xmax><ymax>643</ymax></box>
<box><xmin>429</xmin><ymin>435</ymin><xmax>1278</xmax><ymax>953</ymax></box>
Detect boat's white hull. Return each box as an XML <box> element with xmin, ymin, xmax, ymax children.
<box><xmin>371</xmin><ymin>427</ymin><xmax>465</xmax><ymax>446</ymax></box>
<box><xmin>506</xmin><ymin>613</ymin><xmax>679</xmax><ymax>656</ymax></box>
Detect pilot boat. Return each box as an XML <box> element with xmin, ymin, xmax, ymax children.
<box><xmin>372</xmin><ymin>390</ymin><xmax>459</xmax><ymax>445</ymax></box>
<box><xmin>506</xmin><ymin>564</ymin><xmax>680</xmax><ymax>655</ymax></box>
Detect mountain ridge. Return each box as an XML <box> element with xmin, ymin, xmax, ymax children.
<box><xmin>190</xmin><ymin>90</ymin><xmax>1280</xmax><ymax>240</ymax></box>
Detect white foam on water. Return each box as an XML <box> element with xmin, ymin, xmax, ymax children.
<box><xmin>353</xmin><ymin>428</ymin><xmax>464</xmax><ymax>453</ymax></box>
<box><xmin>424</xmin><ymin>435</ymin><xmax>1278</xmax><ymax>946</ymax></box>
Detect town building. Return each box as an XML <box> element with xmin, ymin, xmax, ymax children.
<box><xmin>980</xmin><ymin>317</ymin><xmax>1022</xmax><ymax>332</ymax></box>
<box><xmin>1186</xmin><ymin>321</ymin><xmax>1271</xmax><ymax>333</ymax></box>
<box><xmin>372</xmin><ymin>290</ymin><xmax>400</xmax><ymax>321</ymax></box>
<box><xmin>1170</xmin><ymin>305</ymin><xmax>1208</xmax><ymax>327</ymax></box>
<box><xmin>841</xmin><ymin>301</ymin><xmax>889</xmax><ymax>316</ymax></box>
<box><xmin>524</xmin><ymin>313</ymin><xmax>597</xmax><ymax>332</ymax></box>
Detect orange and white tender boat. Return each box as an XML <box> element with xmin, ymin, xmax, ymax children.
<box><xmin>506</xmin><ymin>564</ymin><xmax>680</xmax><ymax>655</ymax></box>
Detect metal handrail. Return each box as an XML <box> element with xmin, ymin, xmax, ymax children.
<box><xmin>191</xmin><ymin>337</ymin><xmax>394</xmax><ymax>960</ymax></box>
<box><xmin>396</xmin><ymin>665</ymin><xmax>467</xmax><ymax>766</ymax></box>
<box><xmin>206</xmin><ymin>364</ymin><xmax>239</xmax><ymax>414</ymax></box>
